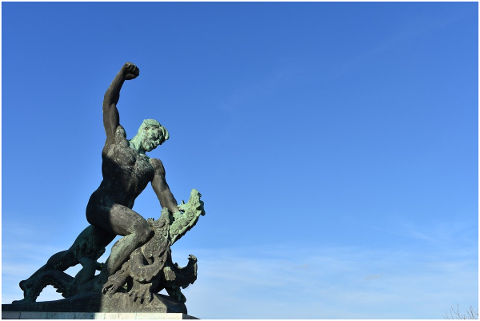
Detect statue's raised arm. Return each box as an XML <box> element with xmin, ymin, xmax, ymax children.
<box><xmin>103</xmin><ymin>62</ymin><xmax>140</xmax><ymax>145</ymax></box>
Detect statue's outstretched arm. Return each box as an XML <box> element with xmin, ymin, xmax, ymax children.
<box><xmin>103</xmin><ymin>62</ymin><xmax>139</xmax><ymax>144</ymax></box>
<box><xmin>150</xmin><ymin>158</ymin><xmax>180</xmax><ymax>214</ymax></box>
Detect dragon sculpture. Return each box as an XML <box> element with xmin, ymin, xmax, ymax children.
<box><xmin>14</xmin><ymin>189</ymin><xmax>205</xmax><ymax>309</ymax></box>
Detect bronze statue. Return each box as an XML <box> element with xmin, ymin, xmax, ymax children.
<box><xmin>86</xmin><ymin>62</ymin><xmax>182</xmax><ymax>280</ymax></box>
<box><xmin>7</xmin><ymin>63</ymin><xmax>205</xmax><ymax>314</ymax></box>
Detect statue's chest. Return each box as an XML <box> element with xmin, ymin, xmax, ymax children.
<box><xmin>109</xmin><ymin>145</ymin><xmax>154</xmax><ymax>179</ymax></box>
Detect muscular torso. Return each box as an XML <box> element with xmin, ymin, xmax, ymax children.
<box><xmin>97</xmin><ymin>126</ymin><xmax>155</xmax><ymax>207</ymax></box>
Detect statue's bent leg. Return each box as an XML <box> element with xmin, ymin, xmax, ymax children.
<box><xmin>92</xmin><ymin>204</ymin><xmax>152</xmax><ymax>276</ymax></box>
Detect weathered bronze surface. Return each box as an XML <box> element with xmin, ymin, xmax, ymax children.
<box><xmin>4</xmin><ymin>63</ymin><xmax>205</xmax><ymax>313</ymax></box>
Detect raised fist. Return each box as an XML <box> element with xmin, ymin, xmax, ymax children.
<box><xmin>123</xmin><ymin>62</ymin><xmax>139</xmax><ymax>80</ymax></box>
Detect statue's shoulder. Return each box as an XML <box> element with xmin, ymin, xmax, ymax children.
<box><xmin>104</xmin><ymin>125</ymin><xmax>128</xmax><ymax>151</ymax></box>
<box><xmin>150</xmin><ymin>158</ymin><xmax>165</xmax><ymax>172</ymax></box>
<box><xmin>115</xmin><ymin>125</ymin><xmax>127</xmax><ymax>140</ymax></box>
<box><xmin>109</xmin><ymin>125</ymin><xmax>128</xmax><ymax>148</ymax></box>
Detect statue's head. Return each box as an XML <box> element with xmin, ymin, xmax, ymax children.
<box><xmin>137</xmin><ymin>119</ymin><xmax>169</xmax><ymax>152</ymax></box>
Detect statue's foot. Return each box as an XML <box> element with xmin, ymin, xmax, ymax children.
<box><xmin>19</xmin><ymin>280</ymin><xmax>28</xmax><ymax>291</ymax></box>
<box><xmin>128</xmin><ymin>283</ymin><xmax>153</xmax><ymax>304</ymax></box>
<box><xmin>102</xmin><ymin>266</ymin><xmax>129</xmax><ymax>297</ymax></box>
<box><xmin>102</xmin><ymin>275</ymin><xmax>126</xmax><ymax>297</ymax></box>
<box><xmin>12</xmin><ymin>298</ymin><xmax>34</xmax><ymax>304</ymax></box>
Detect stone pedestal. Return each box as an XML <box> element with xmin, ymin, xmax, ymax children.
<box><xmin>2</xmin><ymin>292</ymin><xmax>194</xmax><ymax>318</ymax></box>
<box><xmin>1</xmin><ymin>311</ymin><xmax>197</xmax><ymax>319</ymax></box>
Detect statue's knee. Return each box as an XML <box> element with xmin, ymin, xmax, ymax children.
<box><xmin>137</xmin><ymin>227</ymin><xmax>152</xmax><ymax>244</ymax></box>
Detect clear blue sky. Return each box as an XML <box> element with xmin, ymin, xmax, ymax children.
<box><xmin>2</xmin><ymin>2</ymin><xmax>478</xmax><ymax>319</ymax></box>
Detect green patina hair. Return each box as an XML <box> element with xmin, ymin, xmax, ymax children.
<box><xmin>138</xmin><ymin>119</ymin><xmax>169</xmax><ymax>141</ymax></box>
